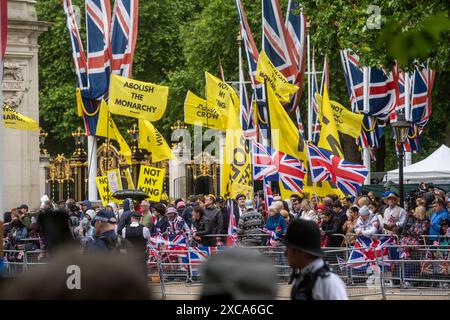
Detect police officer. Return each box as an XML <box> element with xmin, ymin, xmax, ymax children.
<box><xmin>283</xmin><ymin>219</ymin><xmax>348</xmax><ymax>300</ymax></box>
<box><xmin>87</xmin><ymin>210</ymin><xmax>118</xmax><ymax>252</ymax></box>
<box><xmin>122</xmin><ymin>212</ymin><xmax>151</xmax><ymax>272</ymax></box>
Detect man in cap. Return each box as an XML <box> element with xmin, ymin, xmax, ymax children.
<box><xmin>382</xmin><ymin>192</ymin><xmax>407</xmax><ymax>235</ymax></box>
<box><xmin>122</xmin><ymin>212</ymin><xmax>150</xmax><ymax>271</ymax></box>
<box><xmin>236</xmin><ymin>200</ymin><xmax>264</xmax><ymax>246</ymax></box>
<box><xmin>87</xmin><ymin>210</ymin><xmax>118</xmax><ymax>252</ymax></box>
<box><xmin>283</xmin><ymin>219</ymin><xmax>348</xmax><ymax>300</ymax></box>
<box><xmin>354</xmin><ymin>205</ymin><xmax>380</xmax><ymax>237</ymax></box>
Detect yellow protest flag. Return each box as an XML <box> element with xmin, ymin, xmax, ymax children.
<box><xmin>317</xmin><ymin>84</ymin><xmax>344</xmax><ymax>157</ymax></box>
<box><xmin>3</xmin><ymin>104</ymin><xmax>39</xmax><ymax>131</ymax></box>
<box><xmin>95</xmin><ymin>100</ymin><xmax>132</xmax><ymax>165</ymax></box>
<box><xmin>266</xmin><ymin>85</ymin><xmax>307</xmax><ymax>162</ymax></box>
<box><xmin>316</xmin><ymin>94</ymin><xmax>363</xmax><ymax>139</ymax></box>
<box><xmin>184</xmin><ymin>90</ymin><xmax>227</xmax><ymax>130</ymax></box>
<box><xmin>205</xmin><ymin>71</ymin><xmax>239</xmax><ymax>112</ymax></box>
<box><xmin>122</xmin><ymin>167</ymin><xmax>135</xmax><ymax>189</ymax></box>
<box><xmin>256</xmin><ymin>50</ymin><xmax>298</xmax><ymax>103</ymax></box>
<box><xmin>220</xmin><ymin>100</ymin><xmax>253</xmax><ymax>199</ymax></box>
<box><xmin>108</xmin><ymin>74</ymin><xmax>169</xmax><ymax>121</ymax></box>
<box><xmin>138</xmin><ymin>119</ymin><xmax>174</xmax><ymax>162</ymax></box>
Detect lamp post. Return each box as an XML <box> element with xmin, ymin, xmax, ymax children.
<box><xmin>391</xmin><ymin>113</ymin><xmax>410</xmax><ymax>208</ymax></box>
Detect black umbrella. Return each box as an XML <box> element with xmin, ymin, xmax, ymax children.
<box><xmin>112</xmin><ymin>189</ymin><xmax>149</xmax><ymax>201</ymax></box>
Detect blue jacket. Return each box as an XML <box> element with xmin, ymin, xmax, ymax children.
<box><xmin>118</xmin><ymin>198</ymin><xmax>133</xmax><ymax>235</ymax></box>
<box><xmin>430</xmin><ymin>209</ymin><xmax>449</xmax><ymax>239</ymax></box>
<box><xmin>87</xmin><ymin>230</ymin><xmax>117</xmax><ymax>252</ymax></box>
<box><xmin>265</xmin><ymin>213</ymin><xmax>287</xmax><ymax>238</ymax></box>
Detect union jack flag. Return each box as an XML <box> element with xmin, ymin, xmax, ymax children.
<box><xmin>390</xmin><ymin>64</ymin><xmax>435</xmax><ymax>152</ymax></box>
<box><xmin>234</xmin><ymin>0</ymin><xmax>262</xmax><ymax>101</ymax></box>
<box><xmin>181</xmin><ymin>246</ymin><xmax>223</xmax><ymax>276</ymax></box>
<box><xmin>341</xmin><ymin>50</ymin><xmax>396</xmax><ymax>149</ymax></box>
<box><xmin>310</xmin><ymin>52</ymin><xmax>328</xmax><ymax>144</ymax></box>
<box><xmin>263</xmin><ymin>177</ymin><xmax>274</xmax><ymax>214</ymax></box>
<box><xmin>339</xmin><ymin>236</ymin><xmax>395</xmax><ymax>272</ymax></box>
<box><xmin>226</xmin><ymin>199</ymin><xmax>237</xmax><ymax>246</ymax></box>
<box><xmin>263</xmin><ymin>0</ymin><xmax>299</xmax><ymax>113</ymax></box>
<box><xmin>285</xmin><ymin>0</ymin><xmax>307</xmax><ymax>117</ymax></box>
<box><xmin>110</xmin><ymin>0</ymin><xmax>138</xmax><ymax>78</ymax></box>
<box><xmin>253</xmin><ymin>142</ymin><xmax>306</xmax><ymax>194</ymax></box>
<box><xmin>307</xmin><ymin>143</ymin><xmax>368</xmax><ymax>197</ymax></box>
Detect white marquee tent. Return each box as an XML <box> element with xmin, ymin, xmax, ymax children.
<box><xmin>385</xmin><ymin>144</ymin><xmax>450</xmax><ymax>184</ymax></box>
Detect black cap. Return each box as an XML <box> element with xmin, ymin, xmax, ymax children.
<box><xmin>216</xmin><ymin>196</ymin><xmax>225</xmax><ymax>203</ymax></box>
<box><xmin>18</xmin><ymin>204</ymin><xmax>28</xmax><ymax>210</ymax></box>
<box><xmin>282</xmin><ymin>219</ymin><xmax>324</xmax><ymax>257</ymax></box>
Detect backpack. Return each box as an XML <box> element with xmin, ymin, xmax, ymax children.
<box><xmin>97</xmin><ymin>235</ymin><xmax>133</xmax><ymax>254</ymax></box>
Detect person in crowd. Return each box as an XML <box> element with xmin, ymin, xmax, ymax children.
<box><xmin>322</xmin><ymin>197</ymin><xmax>333</xmax><ymax>211</ymax></box>
<box><xmin>320</xmin><ymin>209</ymin><xmax>344</xmax><ymax>248</ymax></box>
<box><xmin>122</xmin><ymin>212</ymin><xmax>150</xmax><ymax>272</ymax></box>
<box><xmin>200</xmin><ymin>247</ymin><xmax>277</xmax><ymax>300</ymax></box>
<box><xmin>283</xmin><ymin>219</ymin><xmax>348</xmax><ymax>300</ymax></box>
<box><xmin>140</xmin><ymin>200</ymin><xmax>154</xmax><ymax>229</ymax></box>
<box><xmin>367</xmin><ymin>191</ymin><xmax>376</xmax><ymax>202</ymax></box>
<box><xmin>17</xmin><ymin>204</ymin><xmax>31</xmax><ymax>228</ymax></box>
<box><xmin>175</xmin><ymin>199</ymin><xmax>186</xmax><ymax>219</ymax></box>
<box><xmin>332</xmin><ymin>201</ymin><xmax>347</xmax><ymax>227</ymax></box>
<box><xmin>401</xmin><ymin>206</ymin><xmax>430</xmax><ymax>246</ymax></box>
<box><xmin>316</xmin><ymin>204</ymin><xmax>328</xmax><ymax>225</ymax></box>
<box><xmin>165</xmin><ymin>206</ymin><xmax>189</xmax><ymax>239</ymax></box>
<box><xmin>354</xmin><ymin>205</ymin><xmax>380</xmax><ymax>237</ymax></box>
<box><xmin>446</xmin><ymin>192</ymin><xmax>450</xmax><ymax>210</ymax></box>
<box><xmin>235</xmin><ymin>194</ymin><xmax>247</xmax><ymax>220</ymax></box>
<box><xmin>424</xmin><ymin>192</ymin><xmax>436</xmax><ymax>218</ymax></box>
<box><xmin>191</xmin><ymin>206</ymin><xmax>213</xmax><ymax>246</ymax></box>
<box><xmin>343</xmin><ymin>205</ymin><xmax>359</xmax><ymax>245</ymax></box>
<box><xmin>106</xmin><ymin>202</ymin><xmax>118</xmax><ymax>218</ymax></box>
<box><xmin>343</xmin><ymin>196</ymin><xmax>353</xmax><ymax>211</ymax></box>
<box><xmin>300</xmin><ymin>198</ymin><xmax>318</xmax><ymax>222</ymax></box>
<box><xmin>117</xmin><ymin>198</ymin><xmax>133</xmax><ymax>236</ymax></box>
<box><xmin>440</xmin><ymin>219</ymin><xmax>450</xmax><ymax>241</ymax></box>
<box><xmin>310</xmin><ymin>196</ymin><xmax>318</xmax><ymax>209</ymax></box>
<box><xmin>368</xmin><ymin>201</ymin><xmax>384</xmax><ymax>233</ymax></box>
<box><xmin>181</xmin><ymin>195</ymin><xmax>198</xmax><ymax>228</ymax></box>
<box><xmin>80</xmin><ymin>200</ymin><xmax>92</xmax><ymax>219</ymax></box>
<box><xmin>237</xmin><ymin>200</ymin><xmax>264</xmax><ymax>247</ymax></box>
<box><xmin>74</xmin><ymin>209</ymin><xmax>96</xmax><ymax>249</ymax></box>
<box><xmin>357</xmin><ymin>196</ymin><xmax>370</xmax><ymax>209</ymax></box>
<box><xmin>215</xmin><ymin>196</ymin><xmax>228</xmax><ymax>235</ymax></box>
<box><xmin>4</xmin><ymin>213</ymin><xmax>28</xmax><ymax>250</ymax></box>
<box><xmin>382</xmin><ymin>192</ymin><xmax>407</xmax><ymax>235</ymax></box>
<box><xmin>87</xmin><ymin>210</ymin><xmax>119</xmax><ymax>252</ymax></box>
<box><xmin>429</xmin><ymin>197</ymin><xmax>449</xmax><ymax>242</ymax></box>
<box><xmin>266</xmin><ymin>205</ymin><xmax>287</xmax><ymax>240</ymax></box>
<box><xmin>280</xmin><ymin>209</ymin><xmax>292</xmax><ymax>226</ymax></box>
<box><xmin>291</xmin><ymin>196</ymin><xmax>303</xmax><ymax>220</ymax></box>
<box><xmin>204</xmin><ymin>195</ymin><xmax>223</xmax><ymax>244</ymax></box>
<box><xmin>150</xmin><ymin>203</ymin><xmax>169</xmax><ymax>235</ymax></box>
<box><xmin>40</xmin><ymin>194</ymin><xmax>50</xmax><ymax>209</ymax></box>
<box><xmin>198</xmin><ymin>195</ymin><xmax>206</xmax><ymax>208</ymax></box>
<box><xmin>67</xmin><ymin>201</ymin><xmax>81</xmax><ymax>231</ymax></box>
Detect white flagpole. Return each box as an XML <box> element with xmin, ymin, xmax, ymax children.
<box><xmin>307</xmin><ymin>25</ymin><xmax>312</xmax><ymax>142</ymax></box>
<box><xmin>88</xmin><ymin>135</ymin><xmax>98</xmax><ymax>201</ymax></box>
<box><xmin>404</xmin><ymin>71</ymin><xmax>412</xmax><ymax>166</ymax></box>
<box><xmin>363</xmin><ymin>67</ymin><xmax>371</xmax><ymax>185</ymax></box>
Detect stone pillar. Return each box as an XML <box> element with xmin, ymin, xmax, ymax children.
<box><xmin>2</xmin><ymin>1</ymin><xmax>49</xmax><ymax>210</ymax></box>
<box><xmin>169</xmin><ymin>144</ymin><xmax>189</xmax><ymax>200</ymax></box>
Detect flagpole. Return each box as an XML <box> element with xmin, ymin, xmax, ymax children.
<box><xmin>0</xmin><ymin>4</ymin><xmax>4</xmax><ymax>263</ymax></box>
<box><xmin>88</xmin><ymin>135</ymin><xmax>98</xmax><ymax>201</ymax></box>
<box><xmin>404</xmin><ymin>71</ymin><xmax>412</xmax><ymax>167</ymax></box>
<box><xmin>306</xmin><ymin>23</ymin><xmax>312</xmax><ymax>142</ymax></box>
<box><xmin>362</xmin><ymin>67</ymin><xmax>371</xmax><ymax>185</ymax></box>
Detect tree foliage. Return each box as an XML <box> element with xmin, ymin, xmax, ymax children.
<box><xmin>37</xmin><ymin>0</ymin><xmax>450</xmax><ymax>171</ymax></box>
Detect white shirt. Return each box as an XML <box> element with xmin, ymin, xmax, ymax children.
<box><xmin>383</xmin><ymin>205</ymin><xmax>407</xmax><ymax>232</ymax></box>
<box><xmin>354</xmin><ymin>214</ymin><xmax>380</xmax><ymax>237</ymax></box>
<box><xmin>121</xmin><ymin>222</ymin><xmax>151</xmax><ymax>239</ymax></box>
<box><xmin>298</xmin><ymin>258</ymin><xmax>348</xmax><ymax>300</ymax></box>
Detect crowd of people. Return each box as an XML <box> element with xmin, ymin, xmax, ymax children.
<box><xmin>2</xmin><ymin>184</ymin><xmax>450</xmax><ymax>257</ymax></box>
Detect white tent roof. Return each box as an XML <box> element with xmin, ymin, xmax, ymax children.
<box><xmin>385</xmin><ymin>145</ymin><xmax>450</xmax><ymax>184</ymax></box>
